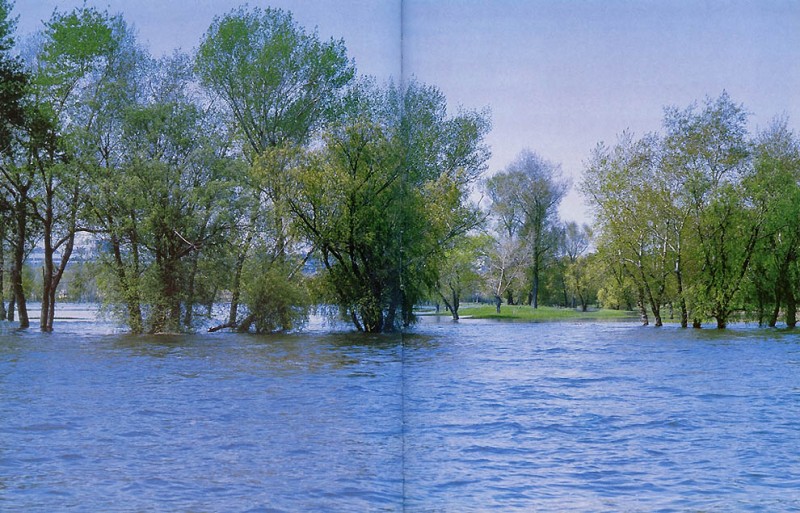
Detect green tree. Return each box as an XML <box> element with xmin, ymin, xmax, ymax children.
<box><xmin>0</xmin><ymin>0</ymin><xmax>36</xmax><ymax>327</ymax></box>
<box><xmin>25</xmin><ymin>6</ymin><xmax>124</xmax><ymax>331</ymax></box>
<box><xmin>102</xmin><ymin>55</ymin><xmax>235</xmax><ymax>333</ymax></box>
<box><xmin>745</xmin><ymin>120</ymin><xmax>800</xmax><ymax>327</ymax></box>
<box><xmin>435</xmin><ymin>234</ymin><xmax>490</xmax><ymax>320</ymax></box>
<box><xmin>663</xmin><ymin>93</ymin><xmax>753</xmax><ymax>329</ymax></box>
<box><xmin>582</xmin><ymin>133</ymin><xmax>672</xmax><ymax>326</ymax></box>
<box><xmin>196</xmin><ymin>6</ymin><xmax>354</xmax><ymax>329</ymax></box>
<box><xmin>560</xmin><ymin>221</ymin><xmax>593</xmax><ymax>308</ymax></box>
<box><xmin>285</xmin><ymin>79</ymin><xmax>489</xmax><ymax>332</ymax></box>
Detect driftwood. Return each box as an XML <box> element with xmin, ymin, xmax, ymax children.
<box><xmin>207</xmin><ymin>312</ymin><xmax>256</xmax><ymax>333</ymax></box>
<box><xmin>208</xmin><ymin>321</ymin><xmax>236</xmax><ymax>332</ymax></box>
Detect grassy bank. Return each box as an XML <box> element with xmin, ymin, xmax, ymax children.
<box><xmin>437</xmin><ymin>304</ymin><xmax>637</xmax><ymax>322</ymax></box>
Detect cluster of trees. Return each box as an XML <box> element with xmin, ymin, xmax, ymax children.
<box><xmin>476</xmin><ymin>150</ymin><xmax>594</xmax><ymax>315</ymax></box>
<box><xmin>0</xmin><ymin>2</ymin><xmax>493</xmax><ymax>333</ymax></box>
<box><xmin>6</xmin><ymin>5</ymin><xmax>789</xmax><ymax>333</ymax></box>
<box><xmin>582</xmin><ymin>92</ymin><xmax>800</xmax><ymax>329</ymax></box>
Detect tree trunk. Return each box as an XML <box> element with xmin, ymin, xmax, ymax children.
<box><xmin>12</xmin><ymin>198</ymin><xmax>28</xmax><ymax>329</ymax></box>
<box><xmin>531</xmin><ymin>258</ymin><xmax>540</xmax><ymax>309</ymax></box>
<box><xmin>715</xmin><ymin>303</ymin><xmax>728</xmax><ymax>329</ymax></box>
<box><xmin>0</xmin><ymin>218</ymin><xmax>6</xmax><ymax>321</ymax></box>
<box><xmin>184</xmin><ymin>252</ymin><xmax>199</xmax><ymax>329</ymax></box>
<box><xmin>228</xmin><ymin>236</ymin><xmax>252</xmax><ymax>326</ymax></box>
<box><xmin>768</xmin><ymin>300</ymin><xmax>780</xmax><ymax>328</ymax></box>
<box><xmin>7</xmin><ymin>295</ymin><xmax>14</xmax><ymax>322</ymax></box>
<box><xmin>437</xmin><ymin>289</ymin><xmax>458</xmax><ymax>320</ymax></box>
<box><xmin>786</xmin><ymin>287</ymin><xmax>797</xmax><ymax>329</ymax></box>
<box><xmin>636</xmin><ymin>287</ymin><xmax>648</xmax><ymax>326</ymax></box>
<box><xmin>40</xmin><ymin>205</ymin><xmax>53</xmax><ymax>331</ymax></box>
<box><xmin>111</xmin><ymin>234</ymin><xmax>143</xmax><ymax>334</ymax></box>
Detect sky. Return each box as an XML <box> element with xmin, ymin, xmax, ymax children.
<box><xmin>13</xmin><ymin>0</ymin><xmax>800</xmax><ymax>222</ymax></box>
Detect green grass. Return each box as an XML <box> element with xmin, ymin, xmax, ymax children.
<box><xmin>442</xmin><ymin>303</ymin><xmax>637</xmax><ymax>322</ymax></box>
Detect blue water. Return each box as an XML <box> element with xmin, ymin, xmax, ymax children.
<box><xmin>2</xmin><ymin>313</ymin><xmax>800</xmax><ymax>511</ymax></box>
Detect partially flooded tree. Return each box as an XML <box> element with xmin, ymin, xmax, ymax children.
<box><xmin>664</xmin><ymin>93</ymin><xmax>754</xmax><ymax>329</ymax></box>
<box><xmin>285</xmin><ymin>79</ymin><xmax>489</xmax><ymax>332</ymax></box>
<box><xmin>0</xmin><ymin>0</ymin><xmax>35</xmax><ymax>327</ymax></box>
<box><xmin>117</xmin><ymin>56</ymin><xmax>233</xmax><ymax>333</ymax></box>
<box><xmin>196</xmin><ymin>6</ymin><xmax>354</xmax><ymax>330</ymax></box>
<box><xmin>582</xmin><ymin>133</ymin><xmax>675</xmax><ymax>326</ymax></box>
<box><xmin>25</xmin><ymin>6</ymin><xmax>126</xmax><ymax>331</ymax></box>
<box><xmin>745</xmin><ymin>120</ymin><xmax>800</xmax><ymax>327</ymax></box>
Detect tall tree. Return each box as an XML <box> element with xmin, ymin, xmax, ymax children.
<box><xmin>26</xmin><ymin>6</ymin><xmax>124</xmax><ymax>331</ymax></box>
<box><xmin>284</xmin><ymin>79</ymin><xmax>489</xmax><ymax>332</ymax></box>
<box><xmin>196</xmin><ymin>6</ymin><xmax>354</xmax><ymax>329</ymax></box>
<box><xmin>0</xmin><ymin>0</ymin><xmax>35</xmax><ymax>327</ymax></box>
<box><xmin>745</xmin><ymin>120</ymin><xmax>800</xmax><ymax>327</ymax></box>
<box><xmin>94</xmin><ymin>53</ymin><xmax>236</xmax><ymax>333</ymax></box>
<box><xmin>486</xmin><ymin>149</ymin><xmax>567</xmax><ymax>308</ymax></box>
<box><xmin>582</xmin><ymin>133</ymin><xmax>675</xmax><ymax>326</ymax></box>
<box><xmin>663</xmin><ymin>93</ymin><xmax>753</xmax><ymax>328</ymax></box>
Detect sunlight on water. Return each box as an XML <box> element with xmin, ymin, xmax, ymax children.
<box><xmin>2</xmin><ymin>312</ymin><xmax>800</xmax><ymax>511</ymax></box>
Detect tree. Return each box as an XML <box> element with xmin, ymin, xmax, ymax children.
<box><xmin>481</xmin><ymin>233</ymin><xmax>526</xmax><ymax>313</ymax></box>
<box><xmin>745</xmin><ymin>120</ymin><xmax>800</xmax><ymax>327</ymax></box>
<box><xmin>285</xmin><ymin>79</ymin><xmax>489</xmax><ymax>332</ymax></box>
<box><xmin>0</xmin><ymin>0</ymin><xmax>35</xmax><ymax>327</ymax></box>
<box><xmin>567</xmin><ymin>252</ymin><xmax>599</xmax><ymax>312</ymax></box>
<box><xmin>94</xmin><ymin>54</ymin><xmax>236</xmax><ymax>333</ymax></box>
<box><xmin>24</xmin><ymin>6</ymin><xmax>124</xmax><ymax>331</ymax></box>
<box><xmin>435</xmin><ymin>234</ymin><xmax>490</xmax><ymax>320</ymax></box>
<box><xmin>561</xmin><ymin>221</ymin><xmax>593</xmax><ymax>308</ymax></box>
<box><xmin>582</xmin><ymin>133</ymin><xmax>676</xmax><ymax>326</ymax></box>
<box><xmin>583</xmin><ymin>93</ymin><xmax>777</xmax><ymax>329</ymax></box>
<box><xmin>663</xmin><ymin>93</ymin><xmax>753</xmax><ymax>329</ymax></box>
<box><xmin>196</xmin><ymin>6</ymin><xmax>354</xmax><ymax>330</ymax></box>
<box><xmin>486</xmin><ymin>150</ymin><xmax>567</xmax><ymax>308</ymax></box>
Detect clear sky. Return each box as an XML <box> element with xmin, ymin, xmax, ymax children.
<box><xmin>13</xmin><ymin>0</ymin><xmax>800</xmax><ymax>222</ymax></box>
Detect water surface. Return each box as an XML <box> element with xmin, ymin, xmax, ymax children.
<box><xmin>2</xmin><ymin>313</ymin><xmax>800</xmax><ymax>511</ymax></box>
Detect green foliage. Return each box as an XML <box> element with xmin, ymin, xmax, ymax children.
<box><xmin>435</xmin><ymin>233</ymin><xmax>490</xmax><ymax>319</ymax></box>
<box><xmin>285</xmin><ymin>78</ymin><xmax>490</xmax><ymax>332</ymax></box>
<box><xmin>584</xmin><ymin>93</ymin><xmax>800</xmax><ymax>328</ymax></box>
<box><xmin>240</xmin><ymin>259</ymin><xmax>310</xmax><ymax>333</ymax></box>
<box><xmin>196</xmin><ymin>5</ymin><xmax>354</xmax><ymax>158</ymax></box>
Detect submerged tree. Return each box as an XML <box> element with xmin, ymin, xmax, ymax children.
<box><xmin>96</xmin><ymin>54</ymin><xmax>236</xmax><ymax>333</ymax></box>
<box><xmin>582</xmin><ymin>92</ymin><xmax>800</xmax><ymax>329</ymax></box>
<box><xmin>0</xmin><ymin>0</ymin><xmax>35</xmax><ymax>327</ymax></box>
<box><xmin>745</xmin><ymin>120</ymin><xmax>800</xmax><ymax>327</ymax></box>
<box><xmin>196</xmin><ymin>5</ymin><xmax>354</xmax><ymax>331</ymax></box>
<box><xmin>285</xmin><ymin>79</ymin><xmax>490</xmax><ymax>332</ymax></box>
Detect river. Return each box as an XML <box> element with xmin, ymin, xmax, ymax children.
<box><xmin>2</xmin><ymin>310</ymin><xmax>800</xmax><ymax>511</ymax></box>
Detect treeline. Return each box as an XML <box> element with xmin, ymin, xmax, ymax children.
<box><xmin>582</xmin><ymin>92</ymin><xmax>800</xmax><ymax>329</ymax></box>
<box><xmin>4</xmin><ymin>3</ymin><xmax>793</xmax><ymax>333</ymax></box>
<box><xmin>0</xmin><ymin>2</ymin><xmax>495</xmax><ymax>333</ymax></box>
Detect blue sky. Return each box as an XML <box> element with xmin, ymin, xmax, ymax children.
<box><xmin>14</xmin><ymin>0</ymin><xmax>800</xmax><ymax>222</ymax></box>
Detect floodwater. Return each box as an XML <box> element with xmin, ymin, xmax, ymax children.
<box><xmin>2</xmin><ymin>309</ymin><xmax>800</xmax><ymax>511</ymax></box>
